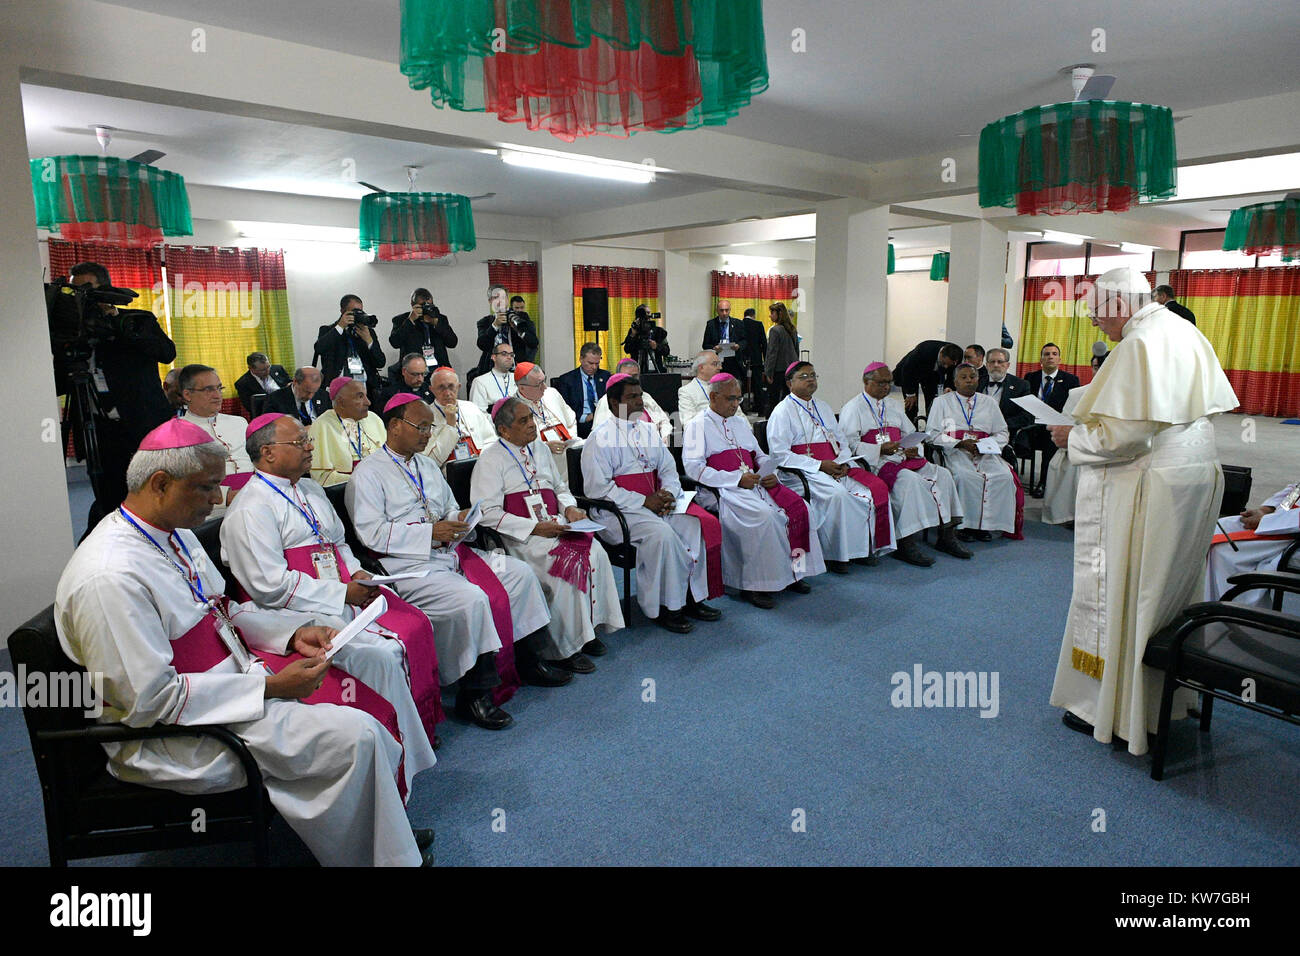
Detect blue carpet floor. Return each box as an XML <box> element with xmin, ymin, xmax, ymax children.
<box><xmin>4</xmin><ymin>519</ymin><xmax>1298</xmax><ymax>866</ymax></box>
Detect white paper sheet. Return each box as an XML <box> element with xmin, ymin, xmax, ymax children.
<box><xmin>361</xmin><ymin>570</ymin><xmax>431</xmax><ymax>586</ymax></box>
<box><xmin>757</xmin><ymin>457</ymin><xmax>778</xmax><ymax>478</ymax></box>
<box><xmin>673</xmin><ymin>490</ymin><xmax>697</xmax><ymax>514</ymax></box>
<box><xmin>325</xmin><ymin>594</ymin><xmax>387</xmax><ymax>659</ymax></box>
<box><xmin>1012</xmin><ymin>395</ymin><xmax>1075</xmax><ymax>427</ymax></box>
<box><xmin>898</xmin><ymin>431</ymin><xmax>928</xmax><ymax>449</ymax></box>
<box><xmin>1256</xmin><ymin>508</ymin><xmax>1300</xmax><ymax>536</ymax></box>
<box><xmin>563</xmin><ymin>517</ymin><xmax>606</xmax><ymax>533</ymax></box>
<box><xmin>976</xmin><ymin>437</ymin><xmax>1002</xmax><ymax>455</ymax></box>
<box><xmin>452</xmin><ymin>500</ymin><xmax>483</xmax><ymax>542</ymax></box>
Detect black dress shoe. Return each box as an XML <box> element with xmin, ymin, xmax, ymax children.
<box><xmin>420</xmin><ymin>845</ymin><xmax>436</xmax><ymax>867</ymax></box>
<box><xmin>520</xmin><ymin>659</ymin><xmax>573</xmax><ymax>687</ymax></box>
<box><xmin>786</xmin><ymin>579</ymin><xmax>811</xmax><ymax>594</ymax></box>
<box><xmin>582</xmin><ymin>637</ymin><xmax>608</xmax><ymax>657</ymax></box>
<box><xmin>554</xmin><ymin>652</ymin><xmax>596</xmax><ymax>674</ymax></box>
<box><xmin>956</xmin><ymin>529</ymin><xmax>979</xmax><ymax>542</ymax></box>
<box><xmin>455</xmin><ymin>693</ymin><xmax>514</xmax><ymax>731</ymax></box>
<box><xmin>851</xmin><ymin>554</ymin><xmax>879</xmax><ymax>566</ymax></box>
<box><xmin>826</xmin><ymin>560</ymin><xmax>851</xmax><ymax>574</ymax></box>
<box><xmin>655</xmin><ymin>609</ymin><xmax>694</xmax><ymax>634</ymax></box>
<box><xmin>974</xmin><ymin>530</ymin><xmax>993</xmax><ymax>542</ymax></box>
<box><xmin>933</xmin><ymin>536</ymin><xmax>973</xmax><ymax>559</ymax></box>
<box><xmin>683</xmin><ymin>600</ymin><xmax>721</xmax><ymax>621</ymax></box>
<box><xmin>412</xmin><ymin>827</ymin><xmax>435</xmax><ymax>851</ymax></box>
<box><xmin>891</xmin><ymin>537</ymin><xmax>935</xmax><ymax>567</ymax></box>
<box><xmin>1061</xmin><ymin>711</ymin><xmax>1093</xmax><ymax>736</ymax></box>
<box><xmin>1030</xmin><ymin>484</ymin><xmax>1045</xmax><ymax>499</ymax></box>
<box><xmin>431</xmin><ymin>734</ymin><xmax>442</xmax><ymax>751</ymax></box>
<box><xmin>742</xmin><ymin>590</ymin><xmax>775</xmax><ymax>609</ymax></box>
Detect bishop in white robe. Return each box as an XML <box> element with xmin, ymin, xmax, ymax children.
<box><xmin>1204</xmin><ymin>482</ymin><xmax>1300</xmax><ymax>605</ymax></box>
<box><xmin>593</xmin><ymin>359</ymin><xmax>673</xmax><ymax>443</ymax></box>
<box><xmin>515</xmin><ymin>361</ymin><xmax>583</xmax><ymax>482</ymax></box>
<box><xmin>310</xmin><ymin>378</ymin><xmax>385</xmax><ymax>486</ymax></box>
<box><xmin>474</xmin><ymin>396</ymin><xmax>625</xmax><ymax>668</ymax></box>
<box><xmin>425</xmin><ymin>367</ymin><xmax>497</xmax><ymax>469</ymax></box>
<box><xmin>55</xmin><ymin>419</ymin><xmax>429</xmax><ymax>866</ymax></box>
<box><xmin>677</xmin><ymin>350</ymin><xmax>722</xmax><ymax>426</ymax></box>
<box><xmin>682</xmin><ymin>374</ymin><xmax>825</xmax><ymax>608</ymax></box>
<box><xmin>1049</xmin><ymin>267</ymin><xmax>1239</xmax><ymax>755</ymax></box>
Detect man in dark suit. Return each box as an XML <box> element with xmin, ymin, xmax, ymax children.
<box><xmin>893</xmin><ymin>340</ymin><xmax>963</xmax><ymax>423</ymax></box>
<box><xmin>553</xmin><ymin>342</ymin><xmax>610</xmax><ymax>438</ymax></box>
<box><xmin>475</xmin><ymin>284</ymin><xmax>539</xmax><ymax>375</ymax></box>
<box><xmin>67</xmin><ymin>261</ymin><xmax>177</xmax><ymax>531</ymax></box>
<box><xmin>963</xmin><ymin>344</ymin><xmax>991</xmax><ymax>391</ymax></box>
<box><xmin>979</xmin><ymin>347</ymin><xmax>1033</xmax><ymax>464</ymax></box>
<box><xmin>234</xmin><ymin>351</ymin><xmax>292</xmax><ymax>417</ymax></box>
<box><xmin>314</xmin><ymin>294</ymin><xmax>387</xmax><ymax>403</ymax></box>
<box><xmin>622</xmin><ymin>304</ymin><xmax>671</xmax><ymax>373</ymax></box>
<box><xmin>389</xmin><ymin>287</ymin><xmax>458</xmax><ymax>381</ymax></box>
<box><xmin>1154</xmin><ymin>285</ymin><xmax>1196</xmax><ymax>325</ymax></box>
<box><xmin>740</xmin><ymin>307</ymin><xmax>768</xmax><ymax>404</ymax></box>
<box><xmin>379</xmin><ymin>354</ymin><xmax>437</xmax><ymax>407</ymax></box>
<box><xmin>1023</xmin><ymin>342</ymin><xmax>1081</xmax><ymax>496</ymax></box>
<box><xmin>701</xmin><ymin>300</ymin><xmax>748</xmax><ymax>383</ymax></box>
<box><xmin>267</xmin><ymin>366</ymin><xmax>332</xmax><ymax>425</ymax></box>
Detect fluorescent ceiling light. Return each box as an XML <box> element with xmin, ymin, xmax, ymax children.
<box><xmin>722</xmin><ymin>254</ymin><xmax>779</xmax><ymax>273</ymax></box>
<box><xmin>1041</xmin><ymin>230</ymin><xmax>1087</xmax><ymax>245</ymax></box>
<box><xmin>893</xmin><ymin>256</ymin><xmax>932</xmax><ymax>272</ymax></box>
<box><xmin>234</xmin><ymin>221</ymin><xmax>360</xmax><ymax>243</ymax></box>
<box><xmin>1119</xmin><ymin>242</ymin><xmax>1154</xmax><ymax>253</ymax></box>
<box><xmin>1146</xmin><ymin>152</ymin><xmax>1300</xmax><ymax>204</ymax></box>
<box><xmin>499</xmin><ymin>148</ymin><xmax>655</xmax><ymax>183</ymax></box>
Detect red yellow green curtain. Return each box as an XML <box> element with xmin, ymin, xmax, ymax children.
<box><xmin>488</xmin><ymin>259</ymin><xmax>540</xmax><ymax>343</ymax></box>
<box><xmin>1016</xmin><ymin>273</ymin><xmax>1154</xmax><ymax>384</ymax></box>
<box><xmin>572</xmin><ymin>264</ymin><xmax>659</xmax><ymax>369</ymax></box>
<box><xmin>709</xmin><ymin>271</ymin><xmax>798</xmax><ymax>335</ymax></box>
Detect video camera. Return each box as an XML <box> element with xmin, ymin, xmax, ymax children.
<box><xmin>46</xmin><ymin>279</ymin><xmax>138</xmax><ymax>385</ymax></box>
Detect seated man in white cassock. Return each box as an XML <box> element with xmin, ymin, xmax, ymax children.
<box><xmin>468</xmin><ymin>342</ymin><xmax>518</xmax><ymax>412</ymax></box>
<box><xmin>221</xmin><ymin>412</ymin><xmax>445</xmax><ymax>749</ymax></box>
<box><xmin>840</xmin><ymin>362</ymin><xmax>969</xmax><ymax>565</ymax></box>
<box><xmin>926</xmin><ymin>364</ymin><xmax>1024</xmax><ymax>542</ymax></box>
<box><xmin>178</xmin><ymin>363</ymin><xmax>253</xmax><ymax>515</ymax></box>
<box><xmin>54</xmin><ymin>419</ymin><xmax>434</xmax><ymax>866</ymax></box>
<box><xmin>582</xmin><ymin>374</ymin><xmax>723</xmax><ymax>633</ymax></box>
<box><xmin>424</xmin><ymin>366</ymin><xmax>497</xmax><ymax>470</ymax></box>
<box><xmin>1205</xmin><ymin>481</ymin><xmax>1300</xmax><ymax>604</ymax></box>
<box><xmin>677</xmin><ymin>350</ymin><xmax>722</xmax><ymax>426</ymax></box>
<box><xmin>348</xmin><ymin>393</ymin><xmax>566</xmax><ymax>733</ymax></box>
<box><xmin>515</xmin><ymin>361</ymin><xmax>582</xmax><ymax>482</ymax></box>
<box><xmin>310</xmin><ymin>377</ymin><xmax>386</xmax><ymax>486</ymax></box>
<box><xmin>473</xmin><ymin>396</ymin><xmax>626</xmax><ymax>672</ymax></box>
<box><xmin>593</xmin><ymin>359</ymin><xmax>674</xmax><ymax>443</ymax></box>
<box><xmin>682</xmin><ymin>373</ymin><xmax>825</xmax><ymax>609</ymax></box>
<box><xmin>1041</xmin><ymin>385</ymin><xmax>1089</xmax><ymax>526</ymax></box>
<box><xmin>766</xmin><ymin>360</ymin><xmax>895</xmax><ymax>573</ymax></box>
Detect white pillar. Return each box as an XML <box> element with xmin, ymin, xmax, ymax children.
<box><xmin>538</xmin><ymin>243</ymin><xmax>574</xmax><ymax>374</ymax></box>
<box><xmin>812</xmin><ymin>200</ymin><xmax>890</xmax><ymax>403</ymax></box>
<box><xmin>0</xmin><ymin>66</ymin><xmax>76</xmax><ymax>643</ymax></box>
<box><xmin>945</xmin><ymin>220</ymin><xmax>1007</xmax><ymax>356</ymax></box>
<box><xmin>661</xmin><ymin>250</ymin><xmax>693</xmax><ymax>367</ymax></box>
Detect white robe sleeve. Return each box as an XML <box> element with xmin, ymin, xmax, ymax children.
<box><xmin>1067</xmin><ymin>416</ymin><xmax>1160</xmax><ymax>466</ymax></box>
<box><xmin>683</xmin><ymin>418</ymin><xmax>743</xmax><ymax>489</ymax></box>
<box><xmin>1262</xmin><ymin>484</ymin><xmax>1296</xmax><ymax>510</ymax></box>
<box><xmin>473</xmin><ymin>447</ymin><xmax>539</xmax><ymax>541</ymax></box>
<box><xmin>538</xmin><ymin>440</ymin><xmax>578</xmax><ymax>512</ymax></box>
<box><xmin>424</xmin><ymin>413</ymin><xmax>461</xmax><ymax>468</ymax></box>
<box><xmin>987</xmin><ymin>401</ymin><xmax>1010</xmax><ymax>448</ymax></box>
<box><xmin>926</xmin><ymin>398</ymin><xmax>959</xmax><ymax>448</ymax></box>
<box><xmin>657</xmin><ymin>444</ymin><xmax>683</xmax><ymax>497</ymax></box>
<box><xmin>581</xmin><ymin>436</ymin><xmax>649</xmax><ymax>512</ymax></box>
<box><xmin>220</xmin><ymin>503</ymin><xmax>348</xmax><ymax>617</ymax></box>
<box><xmin>346</xmin><ymin>464</ymin><xmax>435</xmax><ymax>559</ymax></box>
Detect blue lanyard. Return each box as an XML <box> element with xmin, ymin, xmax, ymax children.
<box><xmin>863</xmin><ymin>394</ymin><xmax>887</xmax><ymax>430</ymax></box>
<box><xmin>383</xmin><ymin>444</ymin><xmax>427</xmax><ymax>504</ymax></box>
<box><xmin>255</xmin><ymin>473</ymin><xmax>324</xmax><ymax>544</ymax></box>
<box><xmin>960</xmin><ymin>394</ymin><xmax>977</xmax><ymax>431</ymax></box>
<box><xmin>502</xmin><ymin>441</ymin><xmax>537</xmax><ymax>491</ymax></box>
<box><xmin>697</xmin><ymin>379</ymin><xmax>708</xmax><ymax>400</ymax></box>
<box><xmin>788</xmin><ymin>395</ymin><xmax>828</xmax><ymax>430</ymax></box>
<box><xmin>343</xmin><ymin>420</ymin><xmax>365</xmax><ymax>459</ymax></box>
<box><xmin>495</xmin><ymin>373</ymin><xmax>510</xmax><ymax>398</ymax></box>
<box><xmin>439</xmin><ymin>404</ymin><xmax>466</xmax><ymax>439</ymax></box>
<box><xmin>117</xmin><ymin>507</ymin><xmax>208</xmax><ymax>605</ymax></box>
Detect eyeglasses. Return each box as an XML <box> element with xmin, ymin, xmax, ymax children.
<box><xmin>399</xmin><ymin>418</ymin><xmax>434</xmax><ymax>435</ymax></box>
<box><xmin>793</xmin><ymin>372</ymin><xmax>818</xmax><ymax>381</ymax></box>
<box><xmin>495</xmin><ymin>351</ymin><xmax>515</xmax><ymax>358</ymax></box>
<box><xmin>186</xmin><ymin>385</ymin><xmax>224</xmax><ymax>394</ymax></box>
<box><xmin>268</xmin><ymin>438</ymin><xmax>314</xmax><ymax>448</ymax></box>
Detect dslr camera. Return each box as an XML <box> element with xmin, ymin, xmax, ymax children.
<box><xmin>348</xmin><ymin>307</ymin><xmax>379</xmax><ymax>329</ymax></box>
<box><xmin>418</xmin><ymin>302</ymin><xmax>444</xmax><ymax>320</ymax></box>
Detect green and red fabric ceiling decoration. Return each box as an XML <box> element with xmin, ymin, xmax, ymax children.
<box><xmin>978</xmin><ymin>101</ymin><xmax>1177</xmax><ymax>216</ymax></box>
<box><xmin>930</xmin><ymin>251</ymin><xmax>949</xmax><ymax>281</ymax></box>
<box><xmin>359</xmin><ymin>191</ymin><xmax>478</xmax><ymax>261</ymax></box>
<box><xmin>1222</xmin><ymin>197</ymin><xmax>1299</xmax><ymax>262</ymax></box>
<box><xmin>399</xmin><ymin>0</ymin><xmax>769</xmax><ymax>141</ymax></box>
<box><xmin>30</xmin><ymin>155</ymin><xmax>193</xmax><ymax>247</ymax></box>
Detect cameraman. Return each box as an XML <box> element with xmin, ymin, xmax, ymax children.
<box><xmin>389</xmin><ymin>287</ymin><xmax>458</xmax><ymax>376</ymax></box>
<box><xmin>622</xmin><ymin>304</ymin><xmax>670</xmax><ymax>374</ymax></box>
<box><xmin>314</xmin><ymin>294</ymin><xmax>387</xmax><ymax>404</ymax></box>
<box><xmin>474</xmin><ymin>284</ymin><xmax>538</xmax><ymax>377</ymax></box>
<box><xmin>66</xmin><ymin>261</ymin><xmax>177</xmax><ymax>529</ymax></box>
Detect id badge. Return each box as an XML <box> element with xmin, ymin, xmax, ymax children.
<box><xmin>421</xmin><ymin>345</ymin><xmax>438</xmax><ymax>364</ymax></box>
<box><xmin>346</xmin><ymin>355</ymin><xmax>365</xmax><ymax>376</ymax></box>
<box><xmin>876</xmin><ymin>430</ymin><xmax>890</xmax><ymax>444</ymax></box>
<box><xmin>92</xmin><ymin>366</ymin><xmax>110</xmax><ymax>392</ymax></box>
<box><xmin>963</xmin><ymin>431</ymin><xmax>977</xmax><ymax>440</ymax></box>
<box><xmin>523</xmin><ymin>492</ymin><xmax>550</xmax><ymax>522</ymax></box>
<box><xmin>541</xmin><ymin>424</ymin><xmax>572</xmax><ymax>444</ymax></box>
<box><xmin>451</xmin><ymin>438</ymin><xmax>473</xmax><ymax>462</ymax></box>
<box><xmin>214</xmin><ymin>618</ymin><xmax>252</xmax><ymax>671</ymax></box>
<box><xmin>311</xmin><ymin>548</ymin><xmax>341</xmax><ymax>582</ymax></box>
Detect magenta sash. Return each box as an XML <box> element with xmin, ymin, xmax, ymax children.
<box><xmin>171</xmin><ymin>597</ymin><xmax>407</xmax><ymax>800</ymax></box>
<box><xmin>943</xmin><ymin>429</ymin><xmax>991</xmax><ymax>441</ymax></box>
<box><xmin>281</xmin><ymin>544</ymin><xmax>444</xmax><ymax>735</ymax></box>
<box><xmin>454</xmin><ymin>543</ymin><xmax>521</xmax><ymax>707</ymax></box>
<box><xmin>792</xmin><ymin>441</ymin><xmax>892</xmax><ymax>549</ymax></box>
<box><xmin>705</xmin><ymin>448</ymin><xmax>811</xmax><ymax>557</ymax></box>
<box><xmin>860</xmin><ymin>427</ymin><xmax>927</xmax><ymax>491</ymax></box>
<box><xmin>503</xmin><ymin>488</ymin><xmax>594</xmax><ymax>592</ymax></box>
<box><xmin>612</xmin><ymin>471</ymin><xmax>724</xmax><ymax>600</ymax></box>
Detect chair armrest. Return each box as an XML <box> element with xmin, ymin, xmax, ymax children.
<box><xmin>778</xmin><ymin>467</ymin><xmax>811</xmax><ymax>501</ymax></box>
<box><xmin>471</xmin><ymin>526</ymin><xmax>506</xmax><ymax>553</ymax></box>
<box><xmin>1222</xmin><ymin>571</ymin><xmax>1300</xmax><ymax>602</ymax></box>
<box><xmin>40</xmin><ymin>723</ymin><xmax>265</xmax><ymax>791</ymax></box>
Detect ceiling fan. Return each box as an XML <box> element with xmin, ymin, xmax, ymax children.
<box><xmin>357</xmin><ymin>165</ymin><xmax>494</xmax><ymax>200</ymax></box>
<box><xmin>90</xmin><ymin>125</ymin><xmax>167</xmax><ymax>164</ymax></box>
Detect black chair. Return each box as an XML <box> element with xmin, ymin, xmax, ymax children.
<box><xmin>9</xmin><ymin>606</ymin><xmax>272</xmax><ymax>866</ymax></box>
<box><xmin>250</xmin><ymin>393</ymin><xmax>268</xmax><ymax>418</ymax></box>
<box><xmin>1220</xmin><ymin>465</ymin><xmax>1253</xmax><ymax>517</ymax></box>
<box><xmin>1143</xmin><ymin>571</ymin><xmax>1300</xmax><ymax>781</ymax></box>
<box><xmin>750</xmin><ymin>419</ymin><xmax>815</xmax><ymax>503</ymax></box>
<box><xmin>437</xmin><ymin>459</ymin><xmax>507</xmax><ymax>554</ymax></box>
<box><xmin>192</xmin><ymin>516</ymin><xmax>240</xmax><ymax>596</ymax></box>
<box><xmin>323</xmin><ymin>484</ymin><xmax>388</xmax><ymax>574</ymax></box>
<box><xmin>565</xmin><ymin>446</ymin><xmax>635</xmax><ymax>623</ymax></box>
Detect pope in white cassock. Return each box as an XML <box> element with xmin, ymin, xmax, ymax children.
<box><xmin>178</xmin><ymin>364</ymin><xmax>253</xmax><ymax>516</ymax></box>
<box><xmin>840</xmin><ymin>362</ymin><xmax>969</xmax><ymax>565</ymax></box>
<box><xmin>1205</xmin><ymin>482</ymin><xmax>1300</xmax><ymax>605</ymax></box>
<box><xmin>424</xmin><ymin>366</ymin><xmax>497</xmax><ymax>469</ymax></box>
<box><xmin>1049</xmin><ymin>267</ymin><xmax>1238</xmax><ymax>755</ymax></box>
<box><xmin>348</xmin><ymin>394</ymin><xmax>566</xmax><ymax>733</ymax></box>
<box><xmin>593</xmin><ymin>359</ymin><xmax>674</xmax><ymax>443</ymax></box>
<box><xmin>581</xmin><ymin>374</ymin><xmax>724</xmax><ymax>633</ymax></box>
<box><xmin>677</xmin><ymin>350</ymin><xmax>722</xmax><ymax>426</ymax></box>
<box><xmin>682</xmin><ymin>373</ymin><xmax>825</xmax><ymax>609</ymax></box>
<box><xmin>54</xmin><ymin>419</ymin><xmax>434</xmax><ymax>866</ymax></box>
<box><xmin>926</xmin><ymin>365</ymin><xmax>1024</xmax><ymax>541</ymax></box>
<box><xmin>310</xmin><ymin>377</ymin><xmax>386</xmax><ymax>486</ymax></box>
<box><xmin>220</xmin><ymin>412</ymin><xmax>445</xmax><ymax>748</ymax></box>
<box><xmin>1040</xmin><ymin>386</ymin><xmax>1089</xmax><ymax>526</ymax></box>
<box><xmin>473</xmin><ymin>396</ymin><xmax>625</xmax><ymax>671</ymax></box>
<box><xmin>515</xmin><ymin>361</ymin><xmax>583</xmax><ymax>481</ymax></box>
<box><xmin>766</xmin><ymin>360</ymin><xmax>895</xmax><ymax>572</ymax></box>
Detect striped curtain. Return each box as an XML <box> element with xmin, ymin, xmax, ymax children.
<box><xmin>163</xmin><ymin>246</ymin><xmax>293</xmax><ymax>401</ymax></box>
<box><xmin>48</xmin><ymin>239</ymin><xmax>168</xmax><ymax>331</ymax></box>
<box><xmin>572</xmin><ymin>264</ymin><xmax>660</xmax><ymax>370</ymax></box>
<box><xmin>1017</xmin><ymin>273</ymin><xmax>1156</xmax><ymax>384</ymax></box>
<box><xmin>709</xmin><ymin>271</ymin><xmax>799</xmax><ymax>334</ymax></box>
<box><xmin>1172</xmin><ymin>267</ymin><xmax>1300</xmax><ymax>417</ymax></box>
<box><xmin>488</xmin><ymin>259</ymin><xmax>540</xmax><ymax>338</ymax></box>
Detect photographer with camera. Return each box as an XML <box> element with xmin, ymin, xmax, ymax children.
<box><xmin>314</xmin><ymin>294</ymin><xmax>387</xmax><ymax>405</ymax></box>
<box><xmin>389</xmin><ymin>287</ymin><xmax>457</xmax><ymax>377</ymax></box>
<box><xmin>622</xmin><ymin>304</ymin><xmax>670</xmax><ymax>374</ymax></box>
<box><xmin>60</xmin><ymin>261</ymin><xmax>177</xmax><ymax>531</ymax></box>
<box><xmin>474</xmin><ymin>285</ymin><xmax>538</xmax><ymax>380</ymax></box>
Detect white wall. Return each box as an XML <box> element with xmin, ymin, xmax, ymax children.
<box><xmin>886</xmin><ymin>272</ymin><xmax>950</xmax><ymax>366</ymax></box>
